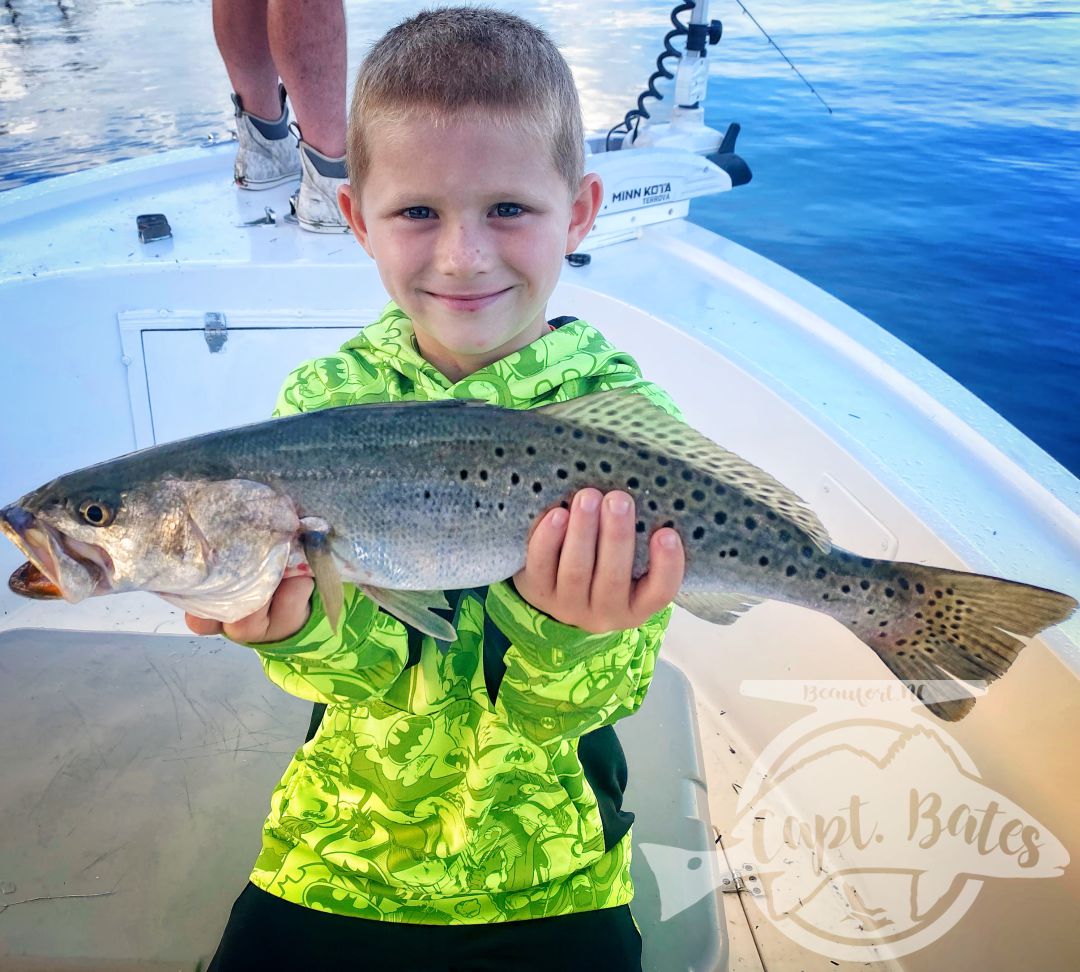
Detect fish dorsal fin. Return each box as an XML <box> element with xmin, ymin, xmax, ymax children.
<box><xmin>539</xmin><ymin>390</ymin><xmax>831</xmax><ymax>552</ymax></box>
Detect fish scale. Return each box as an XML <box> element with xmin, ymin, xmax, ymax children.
<box><xmin>1</xmin><ymin>390</ymin><xmax>1076</xmax><ymax>722</ymax></box>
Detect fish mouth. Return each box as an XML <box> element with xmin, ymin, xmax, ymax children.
<box><xmin>1</xmin><ymin>504</ymin><xmax>114</xmax><ymax>603</ymax></box>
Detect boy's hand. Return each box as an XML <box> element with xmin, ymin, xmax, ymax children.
<box><xmin>183</xmin><ymin>574</ymin><xmax>314</xmax><ymax>644</ymax></box>
<box><xmin>513</xmin><ymin>488</ymin><xmax>685</xmax><ymax>634</ymax></box>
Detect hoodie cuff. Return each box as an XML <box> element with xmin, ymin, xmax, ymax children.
<box><xmin>485</xmin><ymin>580</ymin><xmax>622</xmax><ymax>670</ymax></box>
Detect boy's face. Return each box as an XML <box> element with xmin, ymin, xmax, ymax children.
<box><xmin>338</xmin><ymin>114</ymin><xmax>602</xmax><ymax>382</ymax></box>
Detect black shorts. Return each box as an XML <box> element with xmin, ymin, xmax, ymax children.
<box><xmin>207</xmin><ymin>882</ymin><xmax>643</xmax><ymax>972</ymax></box>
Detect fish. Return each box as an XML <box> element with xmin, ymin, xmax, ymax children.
<box><xmin>1</xmin><ymin>391</ymin><xmax>1075</xmax><ymax>721</ymax></box>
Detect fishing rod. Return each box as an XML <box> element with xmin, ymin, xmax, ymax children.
<box><xmin>732</xmin><ymin>0</ymin><xmax>833</xmax><ymax>114</ymax></box>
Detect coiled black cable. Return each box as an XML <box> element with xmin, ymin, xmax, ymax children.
<box><xmin>606</xmin><ymin>1</ymin><xmax>696</xmax><ymax>150</ymax></box>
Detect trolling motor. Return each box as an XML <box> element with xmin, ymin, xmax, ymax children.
<box><xmin>603</xmin><ymin>0</ymin><xmax>750</xmax><ymax>186</ymax></box>
<box><xmin>575</xmin><ymin>0</ymin><xmax>750</xmax><ymax>255</ymax></box>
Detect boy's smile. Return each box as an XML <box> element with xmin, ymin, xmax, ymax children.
<box><xmin>339</xmin><ymin>114</ymin><xmax>602</xmax><ymax>382</ymax></box>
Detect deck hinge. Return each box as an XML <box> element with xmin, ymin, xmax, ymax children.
<box><xmin>204</xmin><ymin>312</ymin><xmax>227</xmax><ymax>353</ymax></box>
<box><xmin>720</xmin><ymin>863</ymin><xmax>764</xmax><ymax>896</ymax></box>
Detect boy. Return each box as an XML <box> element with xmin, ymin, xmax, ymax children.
<box><xmin>189</xmin><ymin>8</ymin><xmax>685</xmax><ymax>970</ymax></box>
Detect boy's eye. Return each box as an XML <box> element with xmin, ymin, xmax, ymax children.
<box><xmin>403</xmin><ymin>206</ymin><xmax>434</xmax><ymax>220</ymax></box>
<box><xmin>493</xmin><ymin>202</ymin><xmax>524</xmax><ymax>218</ymax></box>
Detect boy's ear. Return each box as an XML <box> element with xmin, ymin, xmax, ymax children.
<box><xmin>565</xmin><ymin>172</ymin><xmax>604</xmax><ymax>254</ymax></box>
<box><xmin>338</xmin><ymin>184</ymin><xmax>374</xmax><ymax>258</ymax></box>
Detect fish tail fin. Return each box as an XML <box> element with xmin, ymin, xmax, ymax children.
<box><xmin>849</xmin><ymin>565</ymin><xmax>1076</xmax><ymax>721</ymax></box>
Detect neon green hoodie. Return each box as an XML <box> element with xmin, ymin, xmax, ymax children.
<box><xmin>247</xmin><ymin>304</ymin><xmax>679</xmax><ymax>924</ymax></box>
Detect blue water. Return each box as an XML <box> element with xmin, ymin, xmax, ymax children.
<box><xmin>2</xmin><ymin>0</ymin><xmax>1078</xmax><ymax>475</ymax></box>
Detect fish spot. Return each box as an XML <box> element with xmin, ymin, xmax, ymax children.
<box><xmin>674</xmin><ymin>498</ymin><xmax>686</xmax><ymax>511</ymax></box>
<box><xmin>495</xmin><ymin>446</ymin><xmax>506</xmax><ymax>457</ymax></box>
<box><xmin>714</xmin><ymin>511</ymin><xmax>727</xmax><ymax>525</ymax></box>
<box><xmin>572</xmin><ymin>429</ymin><xmax>584</xmax><ymax>439</ymax></box>
<box><xmin>511</xmin><ymin>473</ymin><xmax>521</xmax><ymax>485</ymax></box>
<box><xmin>657</xmin><ymin>455</ymin><xmax>669</xmax><ymax>466</ymax></box>
<box><xmin>681</xmin><ymin>469</ymin><xmax>694</xmax><ymax>482</ymax></box>
<box><xmin>424</xmin><ymin>490</ymin><xmax>432</xmax><ymax>501</ymax></box>
<box><xmin>636</xmin><ymin>521</ymin><xmax>646</xmax><ymax>534</ymax></box>
<box><xmin>532</xmin><ymin>482</ymin><xmax>543</xmax><ymax>494</ymax></box>
<box><xmin>719</xmin><ymin>550</ymin><xmax>727</xmax><ymax>558</ymax></box>
<box><xmin>480</xmin><ymin>470</ymin><xmax>489</xmax><ymax>481</ymax></box>
<box><xmin>815</xmin><ymin>568</ymin><xmax>827</xmax><ymax>579</ymax></box>
<box><xmin>575</xmin><ymin>461</ymin><xmax>587</xmax><ymax>472</ymax></box>
<box><xmin>560</xmin><ymin>500</ymin><xmax>570</xmax><ymax>510</ymax></box>
<box><xmin>759</xmin><ymin>556</ymin><xmax>769</xmax><ymax>566</ymax></box>
<box><xmin>655</xmin><ymin>475</ymin><xmax>668</xmax><ymax>487</ymax></box>
<box><xmin>460</xmin><ymin>470</ymin><xmax>469</xmax><ymax>480</ymax></box>
<box><xmin>897</xmin><ymin>639</ymin><xmax>907</xmax><ymax>646</ymax></box>
<box><xmin>526</xmin><ymin>445</ymin><xmax>537</xmax><ymax>456</ymax></box>
<box><xmin>879</xmin><ymin>620</ymin><xmax>888</xmax><ymax>627</ymax></box>
<box><xmin>637</xmin><ymin>450</ymin><xmax>650</xmax><ymax>460</ymax></box>
<box><xmin>692</xmin><ymin>489</ymin><xmax>705</xmax><ymax>502</ymax></box>
<box><xmin>693</xmin><ymin>527</ymin><xmax>705</xmax><ymax>540</ymax></box>
<box><xmin>597</xmin><ymin>435</ymin><xmax>609</xmax><ymax>445</ymax></box>
<box><xmin>554</xmin><ymin>425</ymin><xmax>565</xmax><ymax>435</ymax></box>
<box><xmin>743</xmin><ymin>498</ymin><xmax>754</xmax><ymax>508</ymax></box>
<box><xmin>497</xmin><ymin>502</ymin><xmax>505</xmax><ymax>511</ymax></box>
<box><xmin>600</xmin><ymin>460</ymin><xmax>612</xmax><ymax>473</ymax></box>
<box><xmin>841</xmin><ymin>585</ymin><xmax>851</xmax><ymax>594</ymax></box>
<box><xmin>885</xmin><ymin>588</ymin><xmax>895</xmax><ymax>598</ymax></box>
<box><xmin>898</xmin><ymin>577</ymin><xmax>910</xmax><ymax>590</ymax></box>
<box><xmin>663</xmin><ymin>520</ymin><xmax>675</xmax><ymax>529</ymax></box>
<box><xmin>714</xmin><ymin>485</ymin><xmax>726</xmax><ymax>496</ymax></box>
<box><xmin>786</xmin><ymin>565</ymin><xmax>797</xmax><ymax>577</ymax></box>
<box><xmin>744</xmin><ymin>516</ymin><xmax>758</xmax><ymax>530</ymax></box>
<box><xmin>860</xmin><ymin>580</ymin><xmax>870</xmax><ymax>591</ymax></box>
<box><xmin>474</xmin><ymin>500</ymin><xmax>482</xmax><ymax>509</ymax></box>
<box><xmin>822</xmin><ymin>593</ymin><xmax>830</xmax><ymax>600</ymax></box>
<box><xmin>557</xmin><ymin>468</ymin><xmax>568</xmax><ymax>480</ymax></box>
<box><xmin>728</xmin><ymin>548</ymin><xmax>739</xmax><ymax>558</ymax></box>
<box><xmin>925</xmin><ymin>647</ymin><xmax>935</xmax><ymax>654</ymax></box>
<box><xmin>647</xmin><ymin>499</ymin><xmax>658</xmax><ymax>512</ymax></box>
<box><xmin>779</xmin><ymin>530</ymin><xmax>791</xmax><ymax>543</ymax></box>
<box><xmin>915</xmin><ymin>583</ymin><xmax>926</xmax><ymax>594</ymax></box>
<box><xmin>802</xmin><ymin>546</ymin><xmax>814</xmax><ymax>558</ymax></box>
<box><xmin>766</xmin><ymin>510</ymin><xmax>778</xmax><ymax>521</ymax></box>
<box><xmin>897</xmin><ymin>650</ymin><xmax>906</xmax><ymax>657</ymax></box>
<box><xmin>861</xmin><ymin>558</ymin><xmax>874</xmax><ymax>569</ymax></box>
<box><xmin>867</xmin><ymin>608</ymin><xmax>875</xmax><ymax>615</ymax></box>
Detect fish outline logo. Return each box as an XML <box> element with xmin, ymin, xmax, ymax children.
<box><xmin>638</xmin><ymin>680</ymin><xmax>1069</xmax><ymax>962</ymax></box>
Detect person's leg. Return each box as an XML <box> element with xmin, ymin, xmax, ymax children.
<box><xmin>452</xmin><ymin>905</ymin><xmax>643</xmax><ymax>972</ymax></box>
<box><xmin>207</xmin><ymin>882</ymin><xmax>452</xmax><ymax>971</ymax></box>
<box><xmin>212</xmin><ymin>0</ymin><xmax>280</xmax><ymax>122</ymax></box>
<box><xmin>267</xmin><ymin>0</ymin><xmax>347</xmax><ymax>158</ymax></box>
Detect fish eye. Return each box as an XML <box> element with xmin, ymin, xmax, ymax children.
<box><xmin>78</xmin><ymin>499</ymin><xmax>114</xmax><ymax>527</ymax></box>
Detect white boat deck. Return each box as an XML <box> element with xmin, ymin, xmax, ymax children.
<box><xmin>1</xmin><ymin>143</ymin><xmax>1078</xmax><ymax>970</ymax></box>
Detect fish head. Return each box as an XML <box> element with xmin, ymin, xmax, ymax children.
<box><xmin>2</xmin><ymin>474</ymin><xmax>301</xmax><ymax>621</ymax></box>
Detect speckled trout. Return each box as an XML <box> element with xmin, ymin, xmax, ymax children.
<box><xmin>2</xmin><ymin>391</ymin><xmax>1075</xmax><ymax>720</ymax></box>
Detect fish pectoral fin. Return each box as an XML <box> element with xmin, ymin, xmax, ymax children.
<box><xmin>359</xmin><ymin>585</ymin><xmax>457</xmax><ymax>644</ymax></box>
<box><xmin>675</xmin><ymin>591</ymin><xmax>764</xmax><ymax>625</ymax></box>
<box><xmin>300</xmin><ymin>518</ymin><xmax>344</xmax><ymax>632</ymax></box>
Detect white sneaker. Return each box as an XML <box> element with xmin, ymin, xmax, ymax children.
<box><xmin>232</xmin><ymin>84</ymin><xmax>301</xmax><ymax>190</ymax></box>
<box><xmin>291</xmin><ymin>138</ymin><xmax>350</xmax><ymax>234</ymax></box>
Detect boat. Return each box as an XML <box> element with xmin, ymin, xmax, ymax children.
<box><xmin>1</xmin><ymin>2</ymin><xmax>1078</xmax><ymax>969</ymax></box>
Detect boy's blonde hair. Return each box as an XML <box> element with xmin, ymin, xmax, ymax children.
<box><xmin>348</xmin><ymin>7</ymin><xmax>585</xmax><ymax>192</ymax></box>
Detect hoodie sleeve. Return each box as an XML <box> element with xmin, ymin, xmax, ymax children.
<box><xmin>483</xmin><ymin>378</ymin><xmax>684</xmax><ymax>745</ymax></box>
<box><xmin>485</xmin><ymin>581</ymin><xmax>671</xmax><ymax>745</ymax></box>
<box><xmin>239</xmin><ymin>355</ymin><xmax>412</xmax><ymax>705</ymax></box>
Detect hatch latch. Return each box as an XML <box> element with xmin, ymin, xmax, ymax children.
<box><xmin>204</xmin><ymin>312</ymin><xmax>228</xmax><ymax>353</ymax></box>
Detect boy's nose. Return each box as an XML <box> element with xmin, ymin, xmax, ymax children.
<box><xmin>434</xmin><ymin>220</ymin><xmax>491</xmax><ymax>276</ymax></box>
